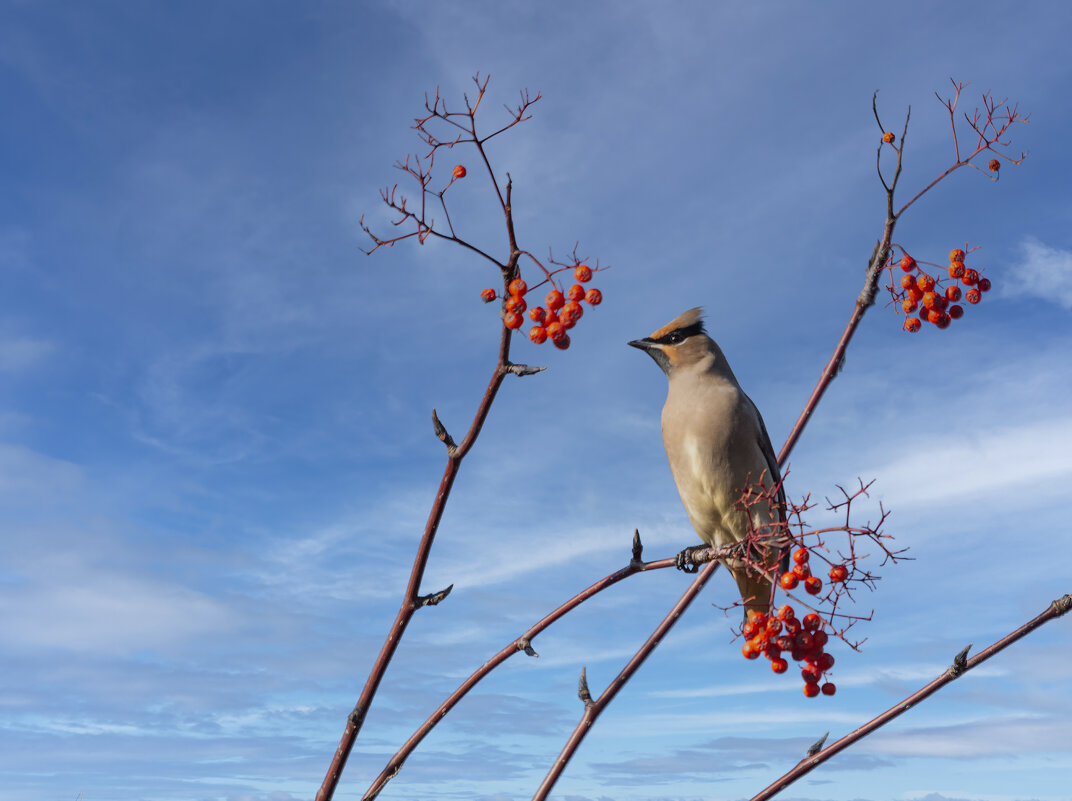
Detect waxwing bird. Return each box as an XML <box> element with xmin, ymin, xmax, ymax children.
<box><xmin>629</xmin><ymin>307</ymin><xmax>787</xmax><ymax>617</ymax></box>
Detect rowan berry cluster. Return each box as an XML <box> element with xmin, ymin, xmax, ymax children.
<box><xmin>480</xmin><ymin>264</ymin><xmax>603</xmax><ymax>350</ymax></box>
<box><xmin>891</xmin><ymin>248</ymin><xmax>991</xmax><ymax>332</ymax></box>
<box><xmin>740</xmin><ymin>548</ymin><xmax>850</xmax><ymax>697</ymax></box>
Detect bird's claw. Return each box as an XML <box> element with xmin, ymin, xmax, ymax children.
<box><xmin>675</xmin><ymin>545</ymin><xmax>705</xmax><ymax>573</ymax></box>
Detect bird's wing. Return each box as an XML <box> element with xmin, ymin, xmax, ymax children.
<box><xmin>743</xmin><ymin>392</ymin><xmax>790</xmax><ymax>574</ymax></box>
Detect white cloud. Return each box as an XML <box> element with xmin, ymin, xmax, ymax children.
<box><xmin>0</xmin><ymin>336</ymin><xmax>53</xmax><ymax>371</ymax></box>
<box><xmin>1005</xmin><ymin>237</ymin><xmax>1072</xmax><ymax>308</ymax></box>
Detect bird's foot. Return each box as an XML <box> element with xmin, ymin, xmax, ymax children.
<box><xmin>674</xmin><ymin>545</ymin><xmax>706</xmax><ymax>574</ymax></box>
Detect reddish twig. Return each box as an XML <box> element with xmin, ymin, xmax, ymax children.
<box><xmin>749</xmin><ymin>594</ymin><xmax>1072</xmax><ymax>801</ymax></box>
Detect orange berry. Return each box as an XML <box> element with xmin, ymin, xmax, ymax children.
<box><xmin>949</xmin><ymin>262</ymin><xmax>965</xmax><ymax>279</ymax></box>
<box><xmin>926</xmin><ymin>308</ymin><xmax>943</xmax><ymax>325</ymax></box>
<box><xmin>803</xmin><ymin>681</ymin><xmax>820</xmax><ymax>698</ymax></box>
<box><xmin>821</xmin><ymin>682</ymin><xmax>837</xmax><ymax>696</ymax></box>
<box><xmin>528</xmin><ymin>326</ymin><xmax>547</xmax><ymax>344</ymax></box>
<box><xmin>776</xmin><ymin>604</ymin><xmax>795</xmax><ymax>620</ymax></box>
<box><xmin>948</xmin><ymin>304</ymin><xmax>964</xmax><ymax>319</ymax></box>
<box><xmin>771</xmin><ymin>657</ymin><xmax>789</xmax><ymax>674</ymax></box>
<box><xmin>916</xmin><ymin>274</ymin><xmax>935</xmax><ymax>292</ymax></box>
<box><xmin>902</xmin><ymin>299</ymin><xmax>918</xmax><ymax>314</ymax></box>
<box><xmin>552</xmin><ymin>332</ymin><xmax>571</xmax><ymax>350</ymax></box>
<box><xmin>528</xmin><ymin>306</ymin><xmax>547</xmax><ymax>324</ymax></box>
<box><xmin>899</xmin><ymin>274</ymin><xmax>917</xmax><ymax>290</ymax></box>
<box><xmin>802</xmin><ymin>613</ymin><xmax>821</xmax><ymax>632</ymax></box>
<box><xmin>978</xmin><ymin>277</ymin><xmax>992</xmax><ymax>292</ymax></box>
<box><xmin>882</xmin><ymin>131</ymin><xmax>895</xmax><ymax>143</ymax></box>
<box><xmin>899</xmin><ymin>255</ymin><xmax>917</xmax><ymax>272</ymax></box>
<box><xmin>988</xmin><ymin>158</ymin><xmax>1000</xmax><ymax>172</ymax></box>
<box><xmin>508</xmin><ymin>277</ymin><xmax>527</xmax><ymax>296</ymax></box>
<box><xmin>505</xmin><ymin>295</ymin><xmax>527</xmax><ymax>314</ymax></box>
<box><xmin>945</xmin><ymin>286</ymin><xmax>962</xmax><ymax>302</ymax></box>
<box><xmin>906</xmin><ymin>287</ymin><xmax>923</xmax><ymax>304</ymax></box>
<box><xmin>567</xmin><ymin>284</ymin><xmax>585</xmax><ymax>302</ymax></box>
<box><xmin>480</xmin><ymin>288</ymin><xmax>497</xmax><ymax>303</ymax></box>
<box><xmin>584</xmin><ymin>287</ymin><xmax>603</xmax><ymax>306</ymax></box>
<box><xmin>503</xmin><ymin>311</ymin><xmax>523</xmax><ymax>330</ymax></box>
<box><xmin>922</xmin><ymin>291</ymin><xmax>939</xmax><ymax>310</ymax></box>
<box><xmin>966</xmin><ymin>288</ymin><xmax>981</xmax><ymax>304</ymax></box>
<box><xmin>804</xmin><ymin>576</ymin><xmax>822</xmax><ymax>595</ymax></box>
<box><xmin>949</xmin><ymin>249</ymin><xmax>965</xmax><ymax>263</ymax></box>
<box><xmin>742</xmin><ymin>620</ymin><xmax>759</xmax><ymax>639</ymax></box>
<box><xmin>904</xmin><ymin>317</ymin><xmax>921</xmax><ymax>333</ymax></box>
<box><xmin>574</xmin><ymin>264</ymin><xmax>593</xmax><ymax>282</ymax></box>
<box><xmin>792</xmin><ymin>548</ymin><xmax>809</xmax><ymax>565</ymax></box>
<box><xmin>935</xmin><ymin>313</ymin><xmax>951</xmax><ymax>330</ymax></box>
<box><xmin>828</xmin><ymin>564</ymin><xmax>848</xmax><ymax>583</ymax></box>
<box><xmin>546</xmin><ymin>289</ymin><xmax>565</xmax><ymax>311</ymax></box>
<box><xmin>779</xmin><ymin>571</ymin><xmax>799</xmax><ymax>590</ymax></box>
<box><xmin>452</xmin><ymin>164</ymin><xmax>467</xmax><ymax>179</ymax></box>
<box><xmin>742</xmin><ymin>642</ymin><xmax>760</xmax><ymax>659</ymax></box>
<box><xmin>962</xmin><ymin>268</ymin><xmax>979</xmax><ymax>285</ymax></box>
<box><xmin>546</xmin><ymin>321</ymin><xmax>566</xmax><ymax>341</ymax></box>
<box><xmin>765</xmin><ymin>618</ymin><xmax>783</xmax><ymax>636</ymax></box>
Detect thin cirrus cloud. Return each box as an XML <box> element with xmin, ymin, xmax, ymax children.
<box><xmin>1005</xmin><ymin>237</ymin><xmax>1072</xmax><ymax>308</ymax></box>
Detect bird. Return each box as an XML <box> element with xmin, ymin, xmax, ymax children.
<box><xmin>629</xmin><ymin>307</ymin><xmax>787</xmax><ymax>617</ymax></box>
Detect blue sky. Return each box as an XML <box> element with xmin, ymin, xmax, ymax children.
<box><xmin>2</xmin><ymin>2</ymin><xmax>1071</xmax><ymax>800</ymax></box>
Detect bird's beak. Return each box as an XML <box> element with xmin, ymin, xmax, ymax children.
<box><xmin>628</xmin><ymin>338</ymin><xmax>654</xmax><ymax>351</ymax></box>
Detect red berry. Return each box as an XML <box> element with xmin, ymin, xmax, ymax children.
<box><xmin>978</xmin><ymin>277</ymin><xmax>992</xmax><ymax>292</ymax></box>
<box><xmin>949</xmin><ymin>249</ymin><xmax>965</xmax><ymax>263</ymax></box>
<box><xmin>574</xmin><ymin>264</ymin><xmax>593</xmax><ymax>282</ymax></box>
<box><xmin>899</xmin><ymin>255</ymin><xmax>916</xmax><ymax>272</ymax></box>
<box><xmin>813</xmin><ymin>630</ymin><xmax>828</xmax><ymax>647</ymax></box>
<box><xmin>817</xmin><ymin>652</ymin><xmax>835</xmax><ymax>671</ymax></box>
<box><xmin>966</xmin><ymin>288</ymin><xmax>982</xmax><ymax>304</ymax></box>
<box><xmin>949</xmin><ymin>262</ymin><xmax>965</xmax><ymax>279</ymax></box>
<box><xmin>791</xmin><ymin>562</ymin><xmax>811</xmax><ymax>579</ymax></box>
<box><xmin>784</xmin><ymin>617</ymin><xmax>801</xmax><ymax>635</ymax></box>
<box><xmin>792</xmin><ymin>548</ymin><xmax>809</xmax><ymax>565</ymax></box>
<box><xmin>505</xmin><ymin>295</ymin><xmax>527</xmax><ymax>314</ymax></box>
<box><xmin>802</xmin><ymin>613</ymin><xmax>821</xmax><ymax>632</ymax></box>
<box><xmin>776</xmin><ymin>604</ymin><xmax>795</xmax><ymax>620</ymax></box>
<box><xmin>945</xmin><ymin>286</ymin><xmax>962</xmax><ymax>302</ymax></box>
<box><xmin>528</xmin><ymin>306</ymin><xmax>547</xmax><ymax>324</ymax></box>
<box><xmin>452</xmin><ymin>165</ymin><xmax>467</xmax><ymax>179</ymax></box>
<box><xmin>922</xmin><ymin>291</ymin><xmax>939</xmax><ymax>310</ymax></box>
<box><xmin>796</xmin><ymin>632</ymin><xmax>815</xmax><ymax>652</ymax></box>
<box><xmin>935</xmin><ymin>314</ymin><xmax>951</xmax><ymax>330</ymax></box>
<box><xmin>503</xmin><ymin>311</ymin><xmax>523</xmax><ymax>330</ymax></box>
<box><xmin>828</xmin><ymin>564</ymin><xmax>848</xmax><ymax>583</ymax></box>
<box><xmin>742</xmin><ymin>642</ymin><xmax>760</xmax><ymax>660</ymax></box>
<box><xmin>567</xmin><ymin>284</ymin><xmax>585</xmax><ymax>302</ymax></box>
<box><xmin>779</xmin><ymin>571</ymin><xmax>798</xmax><ymax>590</ymax></box>
<box><xmin>821</xmin><ymin>682</ymin><xmax>837</xmax><ymax>696</ymax></box>
<box><xmin>948</xmin><ymin>304</ymin><xmax>964</xmax><ymax>319</ymax></box>
<box><xmin>962</xmin><ymin>268</ymin><xmax>979</xmax><ymax>285</ymax></box>
<box><xmin>803</xmin><ymin>681</ymin><xmax>820</xmax><ymax>698</ymax></box>
<box><xmin>804</xmin><ymin>576</ymin><xmax>822</xmax><ymax>595</ymax></box>
<box><xmin>562</xmin><ymin>300</ymin><xmax>584</xmax><ymax>323</ymax></box>
<box><xmin>776</xmin><ymin>635</ymin><xmax>794</xmax><ymax>651</ymax></box>
<box><xmin>988</xmin><ymin>159</ymin><xmax>1000</xmax><ymax>172</ymax></box>
<box><xmin>771</xmin><ymin>657</ymin><xmax>789</xmax><ymax>673</ymax></box>
<box><xmin>552</xmin><ymin>333</ymin><xmax>571</xmax><ymax>350</ymax></box>
<box><xmin>546</xmin><ymin>289</ymin><xmax>565</xmax><ymax>311</ymax></box>
<box><xmin>528</xmin><ymin>326</ymin><xmax>547</xmax><ymax>344</ymax></box>
<box><xmin>765</xmin><ymin>618</ymin><xmax>783</xmax><ymax>636</ymax></box>
<box><xmin>900</xmin><ymin>274</ymin><xmax>917</xmax><ymax>290</ymax></box>
<box><xmin>480</xmin><ymin>288</ymin><xmax>497</xmax><ymax>303</ymax></box>
<box><xmin>907</xmin><ymin>287</ymin><xmax>923</xmax><ymax>303</ymax></box>
<box><xmin>904</xmin><ymin>317</ymin><xmax>921</xmax><ymax>333</ymax></box>
<box><xmin>508</xmin><ymin>278</ymin><xmax>527</xmax><ymax>296</ymax></box>
<box><xmin>546</xmin><ymin>321</ymin><xmax>566</xmax><ymax>341</ymax></box>
<box><xmin>584</xmin><ymin>288</ymin><xmax>602</xmax><ymax>306</ymax></box>
<box><xmin>916</xmin><ymin>274</ymin><xmax>935</xmax><ymax>292</ymax></box>
<box><xmin>927</xmin><ymin>308</ymin><xmax>943</xmax><ymax>325</ymax></box>
<box><xmin>882</xmin><ymin>131</ymin><xmax>895</xmax><ymax>144</ymax></box>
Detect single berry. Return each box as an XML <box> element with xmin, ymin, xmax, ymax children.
<box><xmin>779</xmin><ymin>571</ymin><xmax>799</xmax><ymax>590</ymax></box>
<box><xmin>922</xmin><ymin>291</ymin><xmax>939</xmax><ymax>310</ymax></box>
<box><xmin>935</xmin><ymin>314</ymin><xmax>951</xmax><ymax>330</ymax></box>
<box><xmin>817</xmin><ymin>652</ymin><xmax>835</xmax><ymax>670</ymax></box>
<box><xmin>529</xmin><ymin>306</ymin><xmax>547</xmax><ymax>324</ymax></box>
<box><xmin>904</xmin><ymin>317</ymin><xmax>921</xmax><ymax>333</ymax></box>
<box><xmin>546</xmin><ymin>321</ymin><xmax>566</xmax><ymax>341</ymax></box>
<box><xmin>945</xmin><ymin>286</ymin><xmax>962</xmax><ymax>302</ymax></box>
<box><xmin>803</xmin><ymin>681</ymin><xmax>820</xmax><ymax>698</ymax></box>
<box><xmin>452</xmin><ymin>165</ymin><xmax>467</xmax><ymax>179</ymax></box>
<box><xmin>900</xmin><ymin>274</ymin><xmax>917</xmax><ymax>290</ymax></box>
<box><xmin>813</xmin><ymin>630</ymin><xmax>829</xmax><ymax>647</ymax></box>
<box><xmin>882</xmin><ymin>131</ymin><xmax>895</xmax><ymax>143</ymax></box>
<box><xmin>962</xmin><ymin>268</ymin><xmax>980</xmax><ymax>285</ymax></box>
<box><xmin>480</xmin><ymin>288</ymin><xmax>497</xmax><ymax>303</ymax></box>
<box><xmin>948</xmin><ymin>304</ymin><xmax>964</xmax><ymax>319</ymax></box>
<box><xmin>828</xmin><ymin>564</ymin><xmax>848</xmax><ymax>583</ymax></box>
<box><xmin>966</xmin><ymin>288</ymin><xmax>982</xmax><ymax>304</ymax></box>
<box><xmin>562</xmin><ymin>301</ymin><xmax>584</xmax><ymax>324</ymax></box>
<box><xmin>926</xmin><ymin>308</ymin><xmax>943</xmax><ymax>325</ymax></box>
<box><xmin>949</xmin><ymin>262</ymin><xmax>965</xmax><ymax>279</ymax></box>
<box><xmin>804</xmin><ymin>576</ymin><xmax>822</xmax><ymax>595</ymax></box>
<box><xmin>784</xmin><ymin>617</ymin><xmax>802</xmax><ymax>634</ymax></box>
<box><xmin>553</xmin><ymin>332</ymin><xmax>571</xmax><ymax>350</ymax></box>
<box><xmin>791</xmin><ymin>562</ymin><xmax>811</xmax><ymax>579</ymax></box>
<box><xmin>742</xmin><ymin>642</ymin><xmax>760</xmax><ymax>660</ymax></box>
<box><xmin>821</xmin><ymin>682</ymin><xmax>837</xmax><ymax>696</ymax></box>
<box><xmin>742</xmin><ymin>620</ymin><xmax>759</xmax><ymax>639</ymax></box>
<box><xmin>988</xmin><ymin>158</ymin><xmax>1000</xmax><ymax>172</ymax></box>
<box><xmin>505</xmin><ymin>295</ymin><xmax>527</xmax><ymax>314</ymax></box>
<box><xmin>978</xmin><ymin>277</ymin><xmax>992</xmax><ymax>292</ymax></box>
<box><xmin>899</xmin><ymin>255</ymin><xmax>917</xmax><ymax>272</ymax></box>
<box><xmin>776</xmin><ymin>604</ymin><xmax>795</xmax><ymax>620</ymax></box>
<box><xmin>796</xmin><ymin>632</ymin><xmax>815</xmax><ymax>652</ymax></box>
<box><xmin>508</xmin><ymin>277</ymin><xmax>527</xmax><ymax>296</ymax></box>
<box><xmin>574</xmin><ymin>264</ymin><xmax>593</xmax><ymax>282</ymax></box>
<box><xmin>916</xmin><ymin>274</ymin><xmax>935</xmax><ymax>292</ymax></box>
<box><xmin>902</xmin><ymin>299</ymin><xmax>918</xmax><ymax>314</ymax></box>
<box><xmin>557</xmin><ymin>309</ymin><xmax>576</xmax><ymax>330</ymax></box>
<box><xmin>528</xmin><ymin>326</ymin><xmax>547</xmax><ymax>344</ymax></box>
<box><xmin>567</xmin><ymin>284</ymin><xmax>585</xmax><ymax>302</ymax></box>
<box><xmin>771</xmin><ymin>658</ymin><xmax>789</xmax><ymax>674</ymax></box>
<box><xmin>907</xmin><ymin>287</ymin><xmax>923</xmax><ymax>304</ymax></box>
<box><xmin>949</xmin><ymin>249</ymin><xmax>965</xmax><ymax>263</ymax></box>
<box><xmin>765</xmin><ymin>618</ymin><xmax>783</xmax><ymax>636</ymax></box>
<box><xmin>802</xmin><ymin>613</ymin><xmax>821</xmax><ymax>632</ymax></box>
<box><xmin>584</xmin><ymin>288</ymin><xmax>603</xmax><ymax>305</ymax></box>
<box><xmin>792</xmin><ymin>548</ymin><xmax>809</xmax><ymax>564</ymax></box>
<box><xmin>546</xmin><ymin>289</ymin><xmax>565</xmax><ymax>311</ymax></box>
<box><xmin>504</xmin><ymin>311</ymin><xmax>523</xmax><ymax>330</ymax></box>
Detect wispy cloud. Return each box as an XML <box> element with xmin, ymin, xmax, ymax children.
<box><xmin>1005</xmin><ymin>237</ymin><xmax>1072</xmax><ymax>308</ymax></box>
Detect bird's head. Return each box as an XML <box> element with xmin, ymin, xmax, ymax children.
<box><xmin>628</xmin><ymin>307</ymin><xmax>711</xmax><ymax>376</ymax></box>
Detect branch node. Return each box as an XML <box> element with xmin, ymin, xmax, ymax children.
<box><xmin>806</xmin><ymin>731</ymin><xmax>829</xmax><ymax>757</ymax></box>
<box><xmin>517</xmin><ymin>638</ymin><xmax>539</xmax><ymax>658</ymax></box>
<box><xmin>418</xmin><ymin>584</ymin><xmax>454</xmax><ymax>607</ymax></box>
<box><xmin>1053</xmin><ymin>594</ymin><xmax>1072</xmax><ymax>616</ymax></box>
<box><xmin>631</xmin><ymin>529</ymin><xmax>643</xmax><ymax>563</ymax></box>
<box><xmin>578</xmin><ymin>667</ymin><xmax>594</xmax><ymax>708</ymax></box>
<box><xmin>431</xmin><ymin>409</ymin><xmax>458</xmax><ymax>457</ymax></box>
<box><xmin>348</xmin><ymin>702</ymin><xmax>364</xmax><ymax>727</ymax></box>
<box><xmin>948</xmin><ymin>643</ymin><xmax>972</xmax><ymax>677</ymax></box>
<box><xmin>503</xmin><ymin>363</ymin><xmax>547</xmax><ymax>377</ymax></box>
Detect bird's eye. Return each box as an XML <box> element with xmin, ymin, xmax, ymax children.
<box><xmin>667</xmin><ymin>331</ymin><xmax>684</xmax><ymax>344</ymax></box>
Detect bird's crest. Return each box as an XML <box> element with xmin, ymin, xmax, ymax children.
<box><xmin>649</xmin><ymin>307</ymin><xmax>706</xmax><ymax>341</ymax></box>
